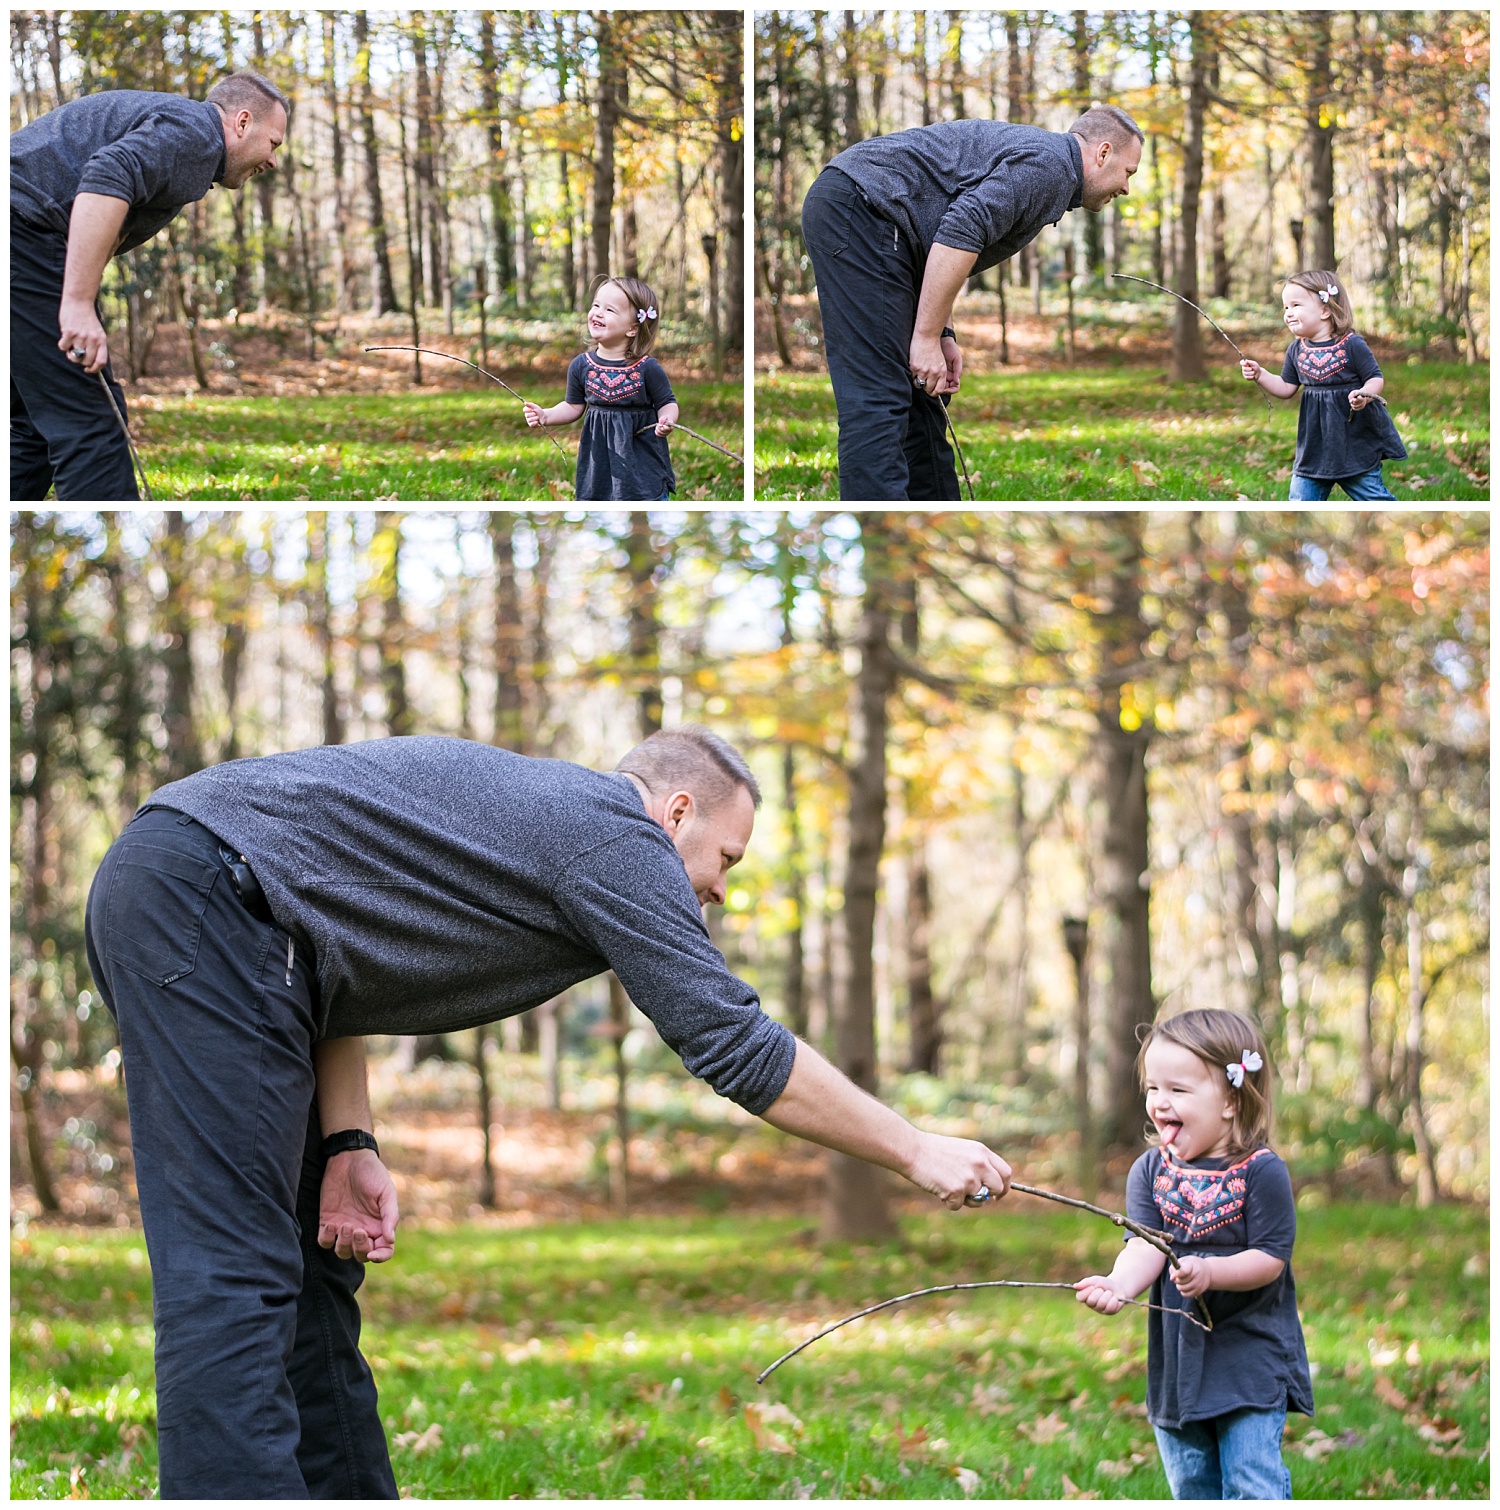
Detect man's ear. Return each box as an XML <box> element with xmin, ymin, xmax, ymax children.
<box><xmin>663</xmin><ymin>790</ymin><xmax>693</xmax><ymax>832</ymax></box>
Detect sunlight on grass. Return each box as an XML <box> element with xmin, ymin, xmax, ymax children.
<box><xmin>754</xmin><ymin>365</ymin><xmax>1489</xmax><ymax>502</ymax></box>
<box><xmin>11</xmin><ymin>1204</ymin><xmax>1487</xmax><ymax>1499</ymax></box>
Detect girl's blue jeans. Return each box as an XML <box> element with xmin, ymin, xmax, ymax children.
<box><xmin>1289</xmin><ymin>466</ymin><xmax>1396</xmax><ymax>500</ymax></box>
<box><xmin>1154</xmin><ymin>1404</ymin><xmax>1293</xmax><ymax>1499</ymax></box>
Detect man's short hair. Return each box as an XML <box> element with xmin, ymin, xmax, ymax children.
<box><xmin>207</xmin><ymin>71</ymin><xmax>291</xmax><ymax>125</ymax></box>
<box><xmin>616</xmin><ymin>726</ymin><xmax>762</xmax><ymax>811</ymax></box>
<box><xmin>1068</xmin><ymin>103</ymin><xmax>1144</xmax><ymax>149</ymax></box>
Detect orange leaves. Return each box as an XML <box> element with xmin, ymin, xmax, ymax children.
<box><xmin>744</xmin><ymin>1402</ymin><xmax>802</xmax><ymax>1454</ymax></box>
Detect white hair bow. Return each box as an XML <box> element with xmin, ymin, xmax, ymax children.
<box><xmin>636</xmin><ymin>306</ymin><xmax>657</xmax><ymax>323</ymax></box>
<box><xmin>1317</xmin><ymin>285</ymin><xmax>1339</xmax><ymax>303</ymax></box>
<box><xmin>1225</xmin><ymin>1050</ymin><xmax>1264</xmax><ymax>1088</ymax></box>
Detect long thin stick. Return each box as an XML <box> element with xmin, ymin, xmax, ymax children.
<box><xmin>1111</xmin><ymin>274</ymin><xmax>1272</xmax><ymax>413</ymax></box>
<box><xmin>943</xmin><ymin>403</ymin><xmax>976</xmax><ymax>501</ymax></box>
<box><xmin>363</xmin><ymin>345</ymin><xmax>571</xmax><ymax>462</ymax></box>
<box><xmin>634</xmin><ymin>422</ymin><xmax>744</xmax><ymax>464</ymax></box>
<box><xmin>1012</xmin><ymin>1181</ymin><xmax>1213</xmax><ymax>1332</ymax></box>
<box><xmin>97</xmin><ymin>372</ymin><xmax>154</xmax><ymax>500</ymax></box>
<box><xmin>757</xmin><ymin>1278</ymin><xmax>1209</xmax><ymax>1383</ymax></box>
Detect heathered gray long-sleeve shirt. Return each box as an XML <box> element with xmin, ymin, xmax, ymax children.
<box><xmin>11</xmin><ymin>90</ymin><xmax>226</xmax><ymax>253</ymax></box>
<box><xmin>146</xmin><ymin>737</ymin><xmax>797</xmax><ymax>1116</ymax></box>
<box><xmin>828</xmin><ymin>121</ymin><xmax>1085</xmax><ymax>276</ymax></box>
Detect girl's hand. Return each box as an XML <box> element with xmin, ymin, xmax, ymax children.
<box><xmin>523</xmin><ymin>402</ymin><xmax>546</xmax><ymax>428</ymax></box>
<box><xmin>1170</xmin><ymin>1255</ymin><xmax>1214</xmax><ymax>1297</ymax></box>
<box><xmin>1074</xmin><ymin>1275</ymin><xmax>1126</xmax><ymax>1315</ymax></box>
<box><xmin>1348</xmin><ymin>389</ymin><xmax>1374</xmax><ymax>411</ymax></box>
<box><xmin>655</xmin><ymin>417</ymin><xmax>676</xmax><ymax>437</ymax></box>
<box><xmin>1240</xmin><ymin>358</ymin><xmax>1263</xmax><ymax>382</ymax></box>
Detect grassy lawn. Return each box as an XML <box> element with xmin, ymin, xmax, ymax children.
<box><xmin>753</xmin><ymin>363</ymin><xmax>1490</xmax><ymax>501</ymax></box>
<box><xmin>11</xmin><ymin>1201</ymin><xmax>1488</xmax><ymax>1498</ymax></box>
<box><xmin>129</xmin><ymin>381</ymin><xmax>744</xmax><ymax>502</ymax></box>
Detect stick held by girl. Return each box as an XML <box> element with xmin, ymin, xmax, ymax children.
<box><xmin>525</xmin><ymin>275</ymin><xmax>678</xmax><ymax>501</ymax></box>
<box><xmin>1075</xmin><ymin>1009</ymin><xmax>1314</xmax><ymax>1500</ymax></box>
<box><xmin>1240</xmin><ymin>270</ymin><xmax>1408</xmax><ymax>500</ymax></box>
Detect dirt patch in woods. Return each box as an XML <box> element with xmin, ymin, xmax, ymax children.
<box><xmin>112</xmin><ymin>315</ymin><xmax>739</xmax><ymax>402</ymax></box>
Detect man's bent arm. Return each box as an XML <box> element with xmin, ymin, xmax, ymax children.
<box><xmin>910</xmin><ymin>242</ymin><xmax>978</xmax><ymax>392</ymax></box>
<box><xmin>59</xmin><ymin>192</ymin><xmax>130</xmax><ymax>373</ymax></box>
<box><xmin>760</xmin><ymin>1038</ymin><xmax>1010</xmax><ymax>1209</ymax></box>
<box><xmin>314</xmin><ymin>1035</ymin><xmax>398</xmax><ymax>1263</ymax></box>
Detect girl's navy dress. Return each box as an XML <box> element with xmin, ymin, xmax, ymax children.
<box><xmin>1280</xmin><ymin>332</ymin><xmax>1407</xmax><ymax>481</ymax></box>
<box><xmin>565</xmin><ymin>351</ymin><xmax>676</xmax><ymax>501</ymax></box>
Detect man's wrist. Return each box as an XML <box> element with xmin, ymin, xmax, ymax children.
<box><xmin>322</xmin><ymin>1128</ymin><xmax>380</xmax><ymax>1159</ymax></box>
<box><xmin>941</xmin><ymin>326</ymin><xmax>957</xmax><ymax>341</ymax></box>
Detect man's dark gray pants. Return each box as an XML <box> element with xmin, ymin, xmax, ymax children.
<box><xmin>11</xmin><ymin>227</ymin><xmax>140</xmax><ymax>501</ymax></box>
<box><xmin>84</xmin><ymin>808</ymin><xmax>398</xmax><ymax>1499</ymax></box>
<box><xmin>801</xmin><ymin>166</ymin><xmax>960</xmax><ymax>502</ymax></box>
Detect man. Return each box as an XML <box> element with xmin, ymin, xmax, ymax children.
<box><xmin>84</xmin><ymin>727</ymin><xmax>1013</xmax><ymax>1497</ymax></box>
<box><xmin>801</xmin><ymin>104</ymin><xmax>1144</xmax><ymax>501</ymax></box>
<box><xmin>11</xmin><ymin>71</ymin><xmax>288</xmax><ymax>500</ymax></box>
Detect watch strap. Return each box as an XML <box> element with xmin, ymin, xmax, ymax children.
<box><xmin>941</xmin><ymin>326</ymin><xmax>957</xmax><ymax>340</ymax></box>
<box><xmin>322</xmin><ymin>1128</ymin><xmax>380</xmax><ymax>1159</ymax></box>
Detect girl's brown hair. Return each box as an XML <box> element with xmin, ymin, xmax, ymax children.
<box><xmin>1137</xmin><ymin>1008</ymin><xmax>1273</xmax><ymax>1161</ymax></box>
<box><xmin>1286</xmin><ymin>269</ymin><xmax>1354</xmax><ymax>337</ymax></box>
<box><xmin>591</xmin><ymin>274</ymin><xmax>661</xmax><ymax>360</ymax></box>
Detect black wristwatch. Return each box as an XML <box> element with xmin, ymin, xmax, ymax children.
<box><xmin>941</xmin><ymin>326</ymin><xmax>957</xmax><ymax>340</ymax></box>
<box><xmin>322</xmin><ymin>1129</ymin><xmax>380</xmax><ymax>1159</ymax></box>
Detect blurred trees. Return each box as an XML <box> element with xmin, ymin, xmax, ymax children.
<box><xmin>9</xmin><ymin>510</ymin><xmax>1489</xmax><ymax>1222</ymax></box>
<box><xmin>754</xmin><ymin>10</ymin><xmax>1490</xmax><ymax>367</ymax></box>
<box><xmin>9</xmin><ymin>10</ymin><xmax>743</xmax><ymax>362</ymax></box>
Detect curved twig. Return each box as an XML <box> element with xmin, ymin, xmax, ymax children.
<box><xmin>97</xmin><ymin>372</ymin><xmax>154</xmax><ymax>500</ymax></box>
<box><xmin>363</xmin><ymin>345</ymin><xmax>571</xmax><ymax>462</ymax></box>
<box><xmin>944</xmin><ymin>404</ymin><xmax>976</xmax><ymax>501</ymax></box>
<box><xmin>1110</xmin><ymin>275</ymin><xmax>1273</xmax><ymax>413</ymax></box>
<box><xmin>1010</xmin><ymin>1182</ymin><xmax>1213</xmax><ymax>1332</ymax></box>
<box><xmin>633</xmin><ymin>422</ymin><xmax>744</xmax><ymax>464</ymax></box>
<box><xmin>757</xmin><ymin>1278</ymin><xmax>1208</xmax><ymax>1383</ymax></box>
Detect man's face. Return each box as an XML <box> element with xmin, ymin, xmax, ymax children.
<box><xmin>221</xmin><ymin>102</ymin><xmax>287</xmax><ymax>189</ymax></box>
<box><xmin>663</xmin><ymin>785</ymin><xmax>755</xmax><ymax>907</ymax></box>
<box><xmin>1079</xmin><ymin>135</ymin><xmax>1141</xmax><ymax>212</ymax></box>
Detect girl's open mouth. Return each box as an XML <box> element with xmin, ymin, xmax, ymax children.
<box><xmin>1157</xmin><ymin>1118</ymin><xmax>1182</xmax><ymax>1145</ymax></box>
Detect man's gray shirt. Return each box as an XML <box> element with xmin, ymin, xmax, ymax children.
<box><xmin>828</xmin><ymin>121</ymin><xmax>1084</xmax><ymax>276</ymax></box>
<box><xmin>146</xmin><ymin>737</ymin><xmax>797</xmax><ymax>1116</ymax></box>
<box><xmin>11</xmin><ymin>90</ymin><xmax>226</xmax><ymax>253</ymax></box>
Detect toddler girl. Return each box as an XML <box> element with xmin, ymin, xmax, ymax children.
<box><xmin>524</xmin><ymin>275</ymin><xmax>678</xmax><ymax>501</ymax></box>
<box><xmin>1240</xmin><ymin>270</ymin><xmax>1407</xmax><ymax>500</ymax></box>
<box><xmin>1075</xmin><ymin>1009</ymin><xmax>1314</xmax><ymax>1499</ymax></box>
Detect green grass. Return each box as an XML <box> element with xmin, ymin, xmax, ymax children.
<box><xmin>131</xmin><ymin>382</ymin><xmax>744</xmax><ymax>501</ymax></box>
<box><xmin>11</xmin><ymin>1202</ymin><xmax>1488</xmax><ymax>1498</ymax></box>
<box><xmin>754</xmin><ymin>363</ymin><xmax>1490</xmax><ymax>500</ymax></box>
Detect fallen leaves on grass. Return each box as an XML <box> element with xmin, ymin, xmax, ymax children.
<box><xmin>893</xmin><ymin>1423</ymin><xmax>930</xmax><ymax>1459</ymax></box>
<box><xmin>1017</xmin><ymin>1410</ymin><xmax>1071</xmax><ymax>1445</ymax></box>
<box><xmin>744</xmin><ymin>1402</ymin><xmax>801</xmax><ymax>1454</ymax></box>
<box><xmin>1374</xmin><ymin>1375</ymin><xmax>1410</xmax><ymax>1410</ymax></box>
<box><xmin>393</xmin><ymin>1423</ymin><xmax>443</xmax><ymax>1453</ymax></box>
<box><xmin>950</xmin><ymin>1465</ymin><xmax>982</xmax><ymax>1495</ymax></box>
<box><xmin>1061</xmin><ymin>1471</ymin><xmax>1100</xmax><ymax>1498</ymax></box>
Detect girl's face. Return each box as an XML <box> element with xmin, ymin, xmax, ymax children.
<box><xmin>1282</xmin><ymin>283</ymin><xmax>1335</xmax><ymax>340</ymax></box>
<box><xmin>588</xmin><ymin>284</ymin><xmax>638</xmax><ymax>350</ymax></box>
<box><xmin>1143</xmin><ymin>1039</ymin><xmax>1237</xmax><ymax>1161</ymax></box>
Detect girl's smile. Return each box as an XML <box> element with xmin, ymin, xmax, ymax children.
<box><xmin>588</xmin><ymin>285</ymin><xmax>638</xmax><ymax>354</ymax></box>
<box><xmin>1144</xmin><ymin>1040</ymin><xmax>1237</xmax><ymax>1161</ymax></box>
<box><xmin>1282</xmin><ymin>283</ymin><xmax>1335</xmax><ymax>340</ymax></box>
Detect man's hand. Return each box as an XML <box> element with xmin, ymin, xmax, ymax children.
<box><xmin>904</xmin><ymin>1130</ymin><xmax>1011</xmax><ymax>1210</ymax></box>
<box><xmin>909</xmin><ymin>330</ymin><xmax>948</xmax><ymax>395</ymax></box>
<box><xmin>940</xmin><ymin>334</ymin><xmax>963</xmax><ymax>394</ymax></box>
<box><xmin>59</xmin><ymin>299</ymin><xmax>111</xmax><ymax>375</ymax></box>
<box><xmin>318</xmin><ymin>1148</ymin><xmax>398</xmax><ymax>1263</ymax></box>
<box><xmin>1169</xmin><ymin>1254</ymin><xmax>1213</xmax><ymax>1297</ymax></box>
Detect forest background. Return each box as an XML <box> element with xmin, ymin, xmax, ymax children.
<box><xmin>9</xmin><ymin>11</ymin><xmax>746</xmax><ymax>500</ymax></box>
<box><xmin>10</xmin><ymin>509</ymin><xmax>1489</xmax><ymax>1498</ymax></box>
<box><xmin>754</xmin><ymin>11</ymin><xmax>1490</xmax><ymax>501</ymax></box>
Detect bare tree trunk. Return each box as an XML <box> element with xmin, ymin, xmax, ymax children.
<box><xmin>489</xmin><ymin>512</ymin><xmax>526</xmax><ymax>752</ymax></box>
<box><xmin>822</xmin><ymin>515</ymin><xmax>899</xmax><ymax>1243</ymax></box>
<box><xmin>308</xmin><ymin>511</ymin><xmax>345</xmax><ymax>746</ymax></box>
<box><xmin>1402</xmin><ymin>750</ymin><xmax>1440</xmax><ymax>1205</ymax></box>
<box><xmin>1305</xmin><ymin>12</ymin><xmax>1337</xmax><ymax>270</ymax></box>
<box><xmin>592</xmin><ymin>13</ymin><xmax>619</xmax><ymax>293</ymax></box>
<box><xmin>160</xmin><ymin>512</ymin><xmax>202</xmax><ymax>780</ymax></box>
<box><xmin>1171</xmin><ymin>15</ymin><xmax>1208</xmax><ymax>382</ymax></box>
<box><xmin>607</xmin><ymin>972</ymin><xmax>631</xmax><ymax>1214</ymax></box>
<box><xmin>324</xmin><ymin>12</ymin><xmax>350</xmax><ymax>317</ymax></box>
<box><xmin>716</xmin><ymin>9</ymin><xmax>744</xmax><ymax>357</ymax></box>
<box><xmin>473</xmin><ymin>1024</ymin><xmax>497</xmax><ymax>1206</ymax></box>
<box><xmin>841</xmin><ymin>11</ymin><xmax>862</xmax><ymax>147</ymax></box>
<box><xmin>354</xmin><ymin>11</ymin><xmax>398</xmax><ymax>315</ymax></box>
<box><xmin>1097</xmin><ymin>516</ymin><xmax>1156</xmax><ymax>1153</ymax></box>
<box><xmin>412</xmin><ymin>14</ymin><xmax>435</xmax><ymax>308</ymax></box>
<box><xmin>375</xmin><ymin>511</ymin><xmax>413</xmax><ymax>736</ymax></box>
